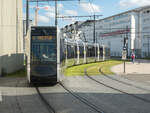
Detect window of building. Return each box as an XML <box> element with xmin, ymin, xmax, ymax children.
<box><xmin>143</xmin><ymin>26</ymin><xmax>150</xmax><ymax>30</ymax></box>
<box><xmin>143</xmin><ymin>35</ymin><xmax>149</xmax><ymax>39</ymax></box>
<box><xmin>143</xmin><ymin>18</ymin><xmax>150</xmax><ymax>23</ymax></box>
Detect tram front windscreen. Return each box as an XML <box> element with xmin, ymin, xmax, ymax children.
<box><xmin>31</xmin><ymin>36</ymin><xmax>57</xmax><ymax>62</ymax></box>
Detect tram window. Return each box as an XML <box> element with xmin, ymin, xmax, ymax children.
<box><xmin>31</xmin><ymin>43</ymin><xmax>56</xmax><ymax>62</ymax></box>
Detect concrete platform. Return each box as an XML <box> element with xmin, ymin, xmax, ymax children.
<box><xmin>111</xmin><ymin>60</ymin><xmax>150</xmax><ymax>84</ymax></box>
<box><xmin>111</xmin><ymin>60</ymin><xmax>150</xmax><ymax>75</ymax></box>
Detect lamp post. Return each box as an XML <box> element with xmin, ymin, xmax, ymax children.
<box><xmin>26</xmin><ymin>0</ymin><xmax>29</xmax><ymax>33</ymax></box>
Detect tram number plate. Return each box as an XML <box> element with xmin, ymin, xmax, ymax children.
<box><xmin>122</xmin><ymin>50</ymin><xmax>127</xmax><ymax>60</ymax></box>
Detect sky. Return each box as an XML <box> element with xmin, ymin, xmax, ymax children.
<box><xmin>23</xmin><ymin>0</ymin><xmax>150</xmax><ymax>28</ymax></box>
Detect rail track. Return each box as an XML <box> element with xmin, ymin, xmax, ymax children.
<box><xmin>85</xmin><ymin>68</ymin><xmax>150</xmax><ymax>104</ymax></box>
<box><xmin>35</xmin><ymin>87</ymin><xmax>56</xmax><ymax>113</ymax></box>
<box><xmin>99</xmin><ymin>67</ymin><xmax>150</xmax><ymax>92</ymax></box>
<box><xmin>15</xmin><ymin>79</ymin><xmax>24</xmax><ymax>113</ymax></box>
<box><xmin>59</xmin><ymin>82</ymin><xmax>106</xmax><ymax>113</ymax></box>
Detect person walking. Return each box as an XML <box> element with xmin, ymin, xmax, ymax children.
<box><xmin>131</xmin><ymin>52</ymin><xmax>135</xmax><ymax>63</ymax></box>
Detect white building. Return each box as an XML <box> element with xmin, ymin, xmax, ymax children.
<box><xmin>0</xmin><ymin>0</ymin><xmax>24</xmax><ymax>76</ymax></box>
<box><xmin>62</xmin><ymin>6</ymin><xmax>150</xmax><ymax>58</ymax></box>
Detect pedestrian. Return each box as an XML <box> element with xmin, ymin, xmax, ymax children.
<box><xmin>131</xmin><ymin>53</ymin><xmax>135</xmax><ymax>63</ymax></box>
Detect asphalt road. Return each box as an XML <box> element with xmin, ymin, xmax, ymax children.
<box><xmin>0</xmin><ymin>75</ymin><xmax>150</xmax><ymax>113</ymax></box>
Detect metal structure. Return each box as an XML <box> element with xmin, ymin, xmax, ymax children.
<box><xmin>58</xmin><ymin>15</ymin><xmax>102</xmax><ymax>62</ymax></box>
<box><xmin>35</xmin><ymin>1</ymin><xmax>39</xmax><ymax>26</ymax></box>
<box><xmin>58</xmin><ymin>15</ymin><xmax>102</xmax><ymax>43</ymax></box>
<box><xmin>26</xmin><ymin>0</ymin><xmax>80</xmax><ymax>33</ymax></box>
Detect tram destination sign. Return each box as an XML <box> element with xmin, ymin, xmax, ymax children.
<box><xmin>32</xmin><ymin>36</ymin><xmax>55</xmax><ymax>40</ymax></box>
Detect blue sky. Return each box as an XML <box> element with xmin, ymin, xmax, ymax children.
<box><xmin>23</xmin><ymin>0</ymin><xmax>150</xmax><ymax>28</ymax></box>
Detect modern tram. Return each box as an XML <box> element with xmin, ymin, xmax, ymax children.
<box><xmin>26</xmin><ymin>26</ymin><xmax>58</xmax><ymax>83</ymax></box>
<box><xmin>25</xmin><ymin>26</ymin><xmax>110</xmax><ymax>84</ymax></box>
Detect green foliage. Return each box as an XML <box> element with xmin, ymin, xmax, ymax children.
<box><xmin>5</xmin><ymin>69</ymin><xmax>26</xmax><ymax>77</ymax></box>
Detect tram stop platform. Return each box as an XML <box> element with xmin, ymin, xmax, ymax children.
<box><xmin>111</xmin><ymin>59</ymin><xmax>150</xmax><ymax>84</ymax></box>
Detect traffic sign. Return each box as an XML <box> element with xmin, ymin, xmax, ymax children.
<box><xmin>122</xmin><ymin>50</ymin><xmax>127</xmax><ymax>60</ymax></box>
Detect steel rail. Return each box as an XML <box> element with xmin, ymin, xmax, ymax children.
<box><xmin>15</xmin><ymin>79</ymin><xmax>24</xmax><ymax>113</ymax></box>
<box><xmin>99</xmin><ymin>67</ymin><xmax>150</xmax><ymax>92</ymax></box>
<box><xmin>84</xmin><ymin>68</ymin><xmax>150</xmax><ymax>104</ymax></box>
<box><xmin>59</xmin><ymin>82</ymin><xmax>106</xmax><ymax>113</ymax></box>
<box><xmin>35</xmin><ymin>87</ymin><xmax>56</xmax><ymax>113</ymax></box>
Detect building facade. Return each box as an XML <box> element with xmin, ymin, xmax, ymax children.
<box><xmin>62</xmin><ymin>6</ymin><xmax>150</xmax><ymax>58</ymax></box>
<box><xmin>0</xmin><ymin>0</ymin><xmax>24</xmax><ymax>76</ymax></box>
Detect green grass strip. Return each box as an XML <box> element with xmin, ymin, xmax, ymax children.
<box><xmin>5</xmin><ymin>69</ymin><xmax>26</xmax><ymax>77</ymax></box>
<box><xmin>65</xmin><ymin>60</ymin><xmax>123</xmax><ymax>76</ymax></box>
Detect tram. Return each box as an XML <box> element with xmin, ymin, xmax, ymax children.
<box><xmin>63</xmin><ymin>38</ymin><xmax>110</xmax><ymax>67</ymax></box>
<box><xmin>26</xmin><ymin>26</ymin><xmax>58</xmax><ymax>83</ymax></box>
<box><xmin>25</xmin><ymin>26</ymin><xmax>110</xmax><ymax>84</ymax></box>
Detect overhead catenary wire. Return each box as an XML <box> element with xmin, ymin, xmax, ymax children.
<box><xmin>26</xmin><ymin>0</ymin><xmax>81</xmax><ymax>32</ymax></box>
<box><xmin>56</xmin><ymin>0</ymin><xmax>86</xmax><ymax>28</ymax></box>
<box><xmin>57</xmin><ymin>15</ymin><xmax>103</xmax><ymax>18</ymax></box>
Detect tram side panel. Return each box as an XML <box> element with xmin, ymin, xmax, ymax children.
<box><xmin>59</xmin><ymin>35</ymin><xmax>66</xmax><ymax>82</ymax></box>
<box><xmin>63</xmin><ymin>39</ymin><xmax>110</xmax><ymax>69</ymax></box>
<box><xmin>87</xmin><ymin>45</ymin><xmax>95</xmax><ymax>63</ymax></box>
<box><xmin>79</xmin><ymin>45</ymin><xmax>84</xmax><ymax>64</ymax></box>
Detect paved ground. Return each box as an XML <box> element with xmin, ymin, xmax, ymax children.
<box><xmin>111</xmin><ymin>59</ymin><xmax>150</xmax><ymax>84</ymax></box>
<box><xmin>0</xmin><ymin>77</ymin><xmax>50</xmax><ymax>113</ymax></box>
<box><xmin>1</xmin><ymin>60</ymin><xmax>150</xmax><ymax>113</ymax></box>
<box><xmin>0</xmin><ymin>77</ymin><xmax>98</xmax><ymax>113</ymax></box>
<box><xmin>63</xmin><ymin>75</ymin><xmax>150</xmax><ymax>113</ymax></box>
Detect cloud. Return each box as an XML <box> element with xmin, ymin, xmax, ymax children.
<box><xmin>58</xmin><ymin>3</ymin><xmax>63</xmax><ymax>10</ymax></box>
<box><xmin>65</xmin><ymin>10</ymin><xmax>78</xmax><ymax>16</ymax></box>
<box><xmin>42</xmin><ymin>5</ymin><xmax>55</xmax><ymax>12</ymax></box>
<box><xmin>45</xmin><ymin>12</ymin><xmax>55</xmax><ymax>18</ymax></box>
<box><xmin>38</xmin><ymin>15</ymin><xmax>50</xmax><ymax>23</ymax></box>
<box><xmin>120</xmin><ymin>0</ymin><xmax>150</xmax><ymax>7</ymax></box>
<box><xmin>80</xmin><ymin>3</ymin><xmax>101</xmax><ymax>13</ymax></box>
<box><xmin>42</xmin><ymin>3</ymin><xmax>63</xmax><ymax>12</ymax></box>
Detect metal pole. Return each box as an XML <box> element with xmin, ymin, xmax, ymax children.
<box><xmin>93</xmin><ymin>15</ymin><xmax>95</xmax><ymax>43</ymax></box>
<box><xmin>93</xmin><ymin>15</ymin><xmax>97</xmax><ymax>61</ymax></box>
<box><xmin>55</xmin><ymin>0</ymin><xmax>57</xmax><ymax>27</ymax></box>
<box><xmin>26</xmin><ymin>0</ymin><xmax>29</xmax><ymax>34</ymax></box>
<box><xmin>148</xmin><ymin>37</ymin><xmax>149</xmax><ymax>57</ymax></box>
<box><xmin>35</xmin><ymin>1</ymin><xmax>38</xmax><ymax>26</ymax></box>
<box><xmin>124</xmin><ymin>61</ymin><xmax>125</xmax><ymax>73</ymax></box>
<box><xmin>126</xmin><ymin>26</ymin><xmax>128</xmax><ymax>58</ymax></box>
<box><xmin>83</xmin><ymin>33</ymin><xmax>87</xmax><ymax>63</ymax></box>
